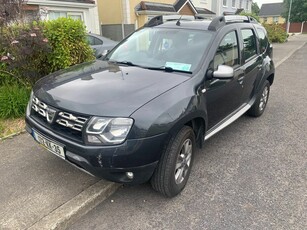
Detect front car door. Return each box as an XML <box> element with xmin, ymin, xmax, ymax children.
<box><xmin>205</xmin><ymin>29</ymin><xmax>244</xmax><ymax>129</ymax></box>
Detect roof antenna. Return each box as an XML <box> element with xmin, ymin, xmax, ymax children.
<box><xmin>176</xmin><ymin>16</ymin><xmax>182</xmax><ymax>26</ymax></box>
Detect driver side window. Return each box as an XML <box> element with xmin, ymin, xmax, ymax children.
<box><xmin>214</xmin><ymin>31</ymin><xmax>239</xmax><ymax>70</ymax></box>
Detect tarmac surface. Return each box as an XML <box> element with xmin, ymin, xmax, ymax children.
<box><xmin>0</xmin><ymin>34</ymin><xmax>306</xmax><ymax>230</ymax></box>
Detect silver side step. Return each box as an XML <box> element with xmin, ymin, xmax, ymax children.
<box><xmin>204</xmin><ymin>103</ymin><xmax>251</xmax><ymax>141</ymax></box>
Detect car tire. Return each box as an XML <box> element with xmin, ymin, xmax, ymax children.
<box><xmin>151</xmin><ymin>126</ymin><xmax>195</xmax><ymax>197</ymax></box>
<box><xmin>247</xmin><ymin>80</ymin><xmax>270</xmax><ymax>117</ymax></box>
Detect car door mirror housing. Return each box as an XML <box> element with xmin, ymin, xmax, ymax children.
<box><xmin>96</xmin><ymin>49</ymin><xmax>110</xmax><ymax>59</ymax></box>
<box><xmin>213</xmin><ymin>65</ymin><xmax>234</xmax><ymax>79</ymax></box>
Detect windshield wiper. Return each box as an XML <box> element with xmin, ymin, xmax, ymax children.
<box><xmin>147</xmin><ymin>66</ymin><xmax>192</xmax><ymax>74</ymax></box>
<box><xmin>108</xmin><ymin>60</ymin><xmax>138</xmax><ymax>67</ymax></box>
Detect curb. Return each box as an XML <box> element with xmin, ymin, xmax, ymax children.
<box><xmin>27</xmin><ymin>180</ymin><xmax>121</xmax><ymax>230</ymax></box>
<box><xmin>275</xmin><ymin>41</ymin><xmax>306</xmax><ymax>68</ymax></box>
<box><xmin>0</xmin><ymin>129</ymin><xmax>26</xmax><ymax>141</ymax></box>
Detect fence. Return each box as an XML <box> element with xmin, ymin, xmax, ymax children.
<box><xmin>281</xmin><ymin>22</ymin><xmax>307</xmax><ymax>33</ymax></box>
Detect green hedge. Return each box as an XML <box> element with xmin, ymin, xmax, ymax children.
<box><xmin>263</xmin><ymin>24</ymin><xmax>288</xmax><ymax>43</ymax></box>
<box><xmin>43</xmin><ymin>18</ymin><xmax>94</xmax><ymax>72</ymax></box>
<box><xmin>0</xmin><ymin>18</ymin><xmax>95</xmax><ymax>118</ymax></box>
<box><xmin>0</xmin><ymin>18</ymin><xmax>95</xmax><ymax>87</ymax></box>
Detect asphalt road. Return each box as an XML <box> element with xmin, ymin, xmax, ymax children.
<box><xmin>69</xmin><ymin>43</ymin><xmax>307</xmax><ymax>229</ymax></box>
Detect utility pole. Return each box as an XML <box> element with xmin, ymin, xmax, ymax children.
<box><xmin>286</xmin><ymin>0</ymin><xmax>293</xmax><ymax>34</ymax></box>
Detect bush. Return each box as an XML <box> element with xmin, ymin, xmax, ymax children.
<box><xmin>43</xmin><ymin>17</ymin><xmax>94</xmax><ymax>72</ymax></box>
<box><xmin>263</xmin><ymin>24</ymin><xmax>287</xmax><ymax>43</ymax></box>
<box><xmin>0</xmin><ymin>22</ymin><xmax>51</xmax><ymax>86</ymax></box>
<box><xmin>0</xmin><ymin>18</ymin><xmax>95</xmax><ymax>86</ymax></box>
<box><xmin>0</xmin><ymin>84</ymin><xmax>31</xmax><ymax>118</ymax></box>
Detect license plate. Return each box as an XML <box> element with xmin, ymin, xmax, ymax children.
<box><xmin>33</xmin><ymin>130</ymin><xmax>65</xmax><ymax>160</ymax></box>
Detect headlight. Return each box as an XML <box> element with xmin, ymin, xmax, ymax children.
<box><xmin>26</xmin><ymin>91</ymin><xmax>34</xmax><ymax>116</ymax></box>
<box><xmin>86</xmin><ymin>117</ymin><xmax>133</xmax><ymax>145</ymax></box>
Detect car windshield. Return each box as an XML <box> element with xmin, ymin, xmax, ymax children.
<box><xmin>105</xmin><ymin>27</ymin><xmax>213</xmax><ymax>73</ymax></box>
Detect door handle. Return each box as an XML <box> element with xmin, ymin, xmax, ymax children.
<box><xmin>237</xmin><ymin>76</ymin><xmax>244</xmax><ymax>82</ymax></box>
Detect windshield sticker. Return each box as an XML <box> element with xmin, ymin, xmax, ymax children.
<box><xmin>165</xmin><ymin>62</ymin><xmax>191</xmax><ymax>71</ymax></box>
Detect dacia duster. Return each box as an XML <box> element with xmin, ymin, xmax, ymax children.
<box><xmin>26</xmin><ymin>15</ymin><xmax>274</xmax><ymax>197</ymax></box>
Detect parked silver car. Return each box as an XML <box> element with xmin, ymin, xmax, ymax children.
<box><xmin>86</xmin><ymin>33</ymin><xmax>118</xmax><ymax>58</ymax></box>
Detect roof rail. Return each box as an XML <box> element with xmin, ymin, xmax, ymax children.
<box><xmin>144</xmin><ymin>15</ymin><xmax>205</xmax><ymax>27</ymax></box>
<box><xmin>208</xmin><ymin>15</ymin><xmax>259</xmax><ymax>31</ymax></box>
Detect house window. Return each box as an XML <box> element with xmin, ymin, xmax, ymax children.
<box><xmin>273</xmin><ymin>17</ymin><xmax>279</xmax><ymax>23</ymax></box>
<box><xmin>223</xmin><ymin>0</ymin><xmax>227</xmax><ymax>7</ymax></box>
<box><xmin>49</xmin><ymin>11</ymin><xmax>84</xmax><ymax>21</ymax></box>
<box><xmin>232</xmin><ymin>0</ymin><xmax>236</xmax><ymax>7</ymax></box>
<box><xmin>263</xmin><ymin>17</ymin><xmax>267</xmax><ymax>23</ymax></box>
<box><xmin>246</xmin><ymin>1</ymin><xmax>249</xmax><ymax>10</ymax></box>
<box><xmin>240</xmin><ymin>0</ymin><xmax>242</xmax><ymax>8</ymax></box>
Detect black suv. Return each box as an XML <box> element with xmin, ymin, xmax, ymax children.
<box><xmin>25</xmin><ymin>15</ymin><xmax>274</xmax><ymax>197</ymax></box>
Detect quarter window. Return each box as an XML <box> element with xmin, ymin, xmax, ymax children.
<box><xmin>241</xmin><ymin>29</ymin><xmax>257</xmax><ymax>60</ymax></box>
<box><xmin>223</xmin><ymin>0</ymin><xmax>227</xmax><ymax>7</ymax></box>
<box><xmin>214</xmin><ymin>31</ymin><xmax>239</xmax><ymax>69</ymax></box>
<box><xmin>256</xmin><ymin>28</ymin><xmax>269</xmax><ymax>53</ymax></box>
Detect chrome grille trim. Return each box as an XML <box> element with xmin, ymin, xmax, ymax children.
<box><xmin>58</xmin><ymin>112</ymin><xmax>87</xmax><ymax>124</ymax></box>
<box><xmin>56</xmin><ymin>119</ymin><xmax>83</xmax><ymax>131</ymax></box>
<box><xmin>31</xmin><ymin>96</ymin><xmax>88</xmax><ymax>133</ymax></box>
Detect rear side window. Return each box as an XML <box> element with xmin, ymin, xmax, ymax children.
<box><xmin>87</xmin><ymin>35</ymin><xmax>103</xmax><ymax>46</ymax></box>
<box><xmin>241</xmin><ymin>29</ymin><xmax>257</xmax><ymax>61</ymax></box>
<box><xmin>256</xmin><ymin>28</ymin><xmax>269</xmax><ymax>53</ymax></box>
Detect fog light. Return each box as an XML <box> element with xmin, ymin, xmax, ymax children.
<box><xmin>126</xmin><ymin>172</ymin><xmax>134</xmax><ymax>180</ymax></box>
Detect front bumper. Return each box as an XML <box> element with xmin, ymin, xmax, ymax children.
<box><xmin>25</xmin><ymin>115</ymin><xmax>167</xmax><ymax>184</ymax></box>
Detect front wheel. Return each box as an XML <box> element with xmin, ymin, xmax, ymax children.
<box><xmin>247</xmin><ymin>80</ymin><xmax>270</xmax><ymax>117</ymax></box>
<box><xmin>151</xmin><ymin>126</ymin><xmax>195</xmax><ymax>197</ymax></box>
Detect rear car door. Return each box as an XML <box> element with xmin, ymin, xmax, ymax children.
<box><xmin>239</xmin><ymin>27</ymin><xmax>263</xmax><ymax>103</ymax></box>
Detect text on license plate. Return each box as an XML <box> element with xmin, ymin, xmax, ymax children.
<box><xmin>33</xmin><ymin>131</ymin><xmax>65</xmax><ymax>159</ymax></box>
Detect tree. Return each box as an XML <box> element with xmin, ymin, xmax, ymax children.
<box><xmin>282</xmin><ymin>0</ymin><xmax>307</xmax><ymax>22</ymax></box>
<box><xmin>0</xmin><ymin>0</ymin><xmax>25</xmax><ymax>27</ymax></box>
<box><xmin>251</xmin><ymin>2</ymin><xmax>260</xmax><ymax>15</ymax></box>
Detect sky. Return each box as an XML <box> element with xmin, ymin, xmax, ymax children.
<box><xmin>253</xmin><ymin>0</ymin><xmax>283</xmax><ymax>7</ymax></box>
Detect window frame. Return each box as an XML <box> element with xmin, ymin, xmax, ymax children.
<box><xmin>223</xmin><ymin>0</ymin><xmax>227</xmax><ymax>7</ymax></box>
<box><xmin>232</xmin><ymin>0</ymin><xmax>236</xmax><ymax>8</ymax></box>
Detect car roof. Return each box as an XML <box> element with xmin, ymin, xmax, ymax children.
<box><xmin>156</xmin><ymin>20</ymin><xmax>212</xmax><ymax>30</ymax></box>
<box><xmin>144</xmin><ymin>15</ymin><xmax>260</xmax><ymax>32</ymax></box>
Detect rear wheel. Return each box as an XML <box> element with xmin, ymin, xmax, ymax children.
<box><xmin>151</xmin><ymin>126</ymin><xmax>195</xmax><ymax>197</ymax></box>
<box><xmin>247</xmin><ymin>80</ymin><xmax>270</xmax><ymax>117</ymax></box>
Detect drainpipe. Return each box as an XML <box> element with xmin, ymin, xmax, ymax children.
<box><xmin>120</xmin><ymin>0</ymin><xmax>125</xmax><ymax>39</ymax></box>
<box><xmin>301</xmin><ymin>21</ymin><xmax>306</xmax><ymax>34</ymax></box>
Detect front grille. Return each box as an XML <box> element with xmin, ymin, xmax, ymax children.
<box><xmin>31</xmin><ymin>96</ymin><xmax>89</xmax><ymax>142</ymax></box>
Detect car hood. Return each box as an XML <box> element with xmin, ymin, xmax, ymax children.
<box><xmin>33</xmin><ymin>60</ymin><xmax>189</xmax><ymax>117</ymax></box>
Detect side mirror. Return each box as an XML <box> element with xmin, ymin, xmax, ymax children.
<box><xmin>213</xmin><ymin>65</ymin><xmax>234</xmax><ymax>79</ymax></box>
<box><xmin>96</xmin><ymin>49</ymin><xmax>109</xmax><ymax>59</ymax></box>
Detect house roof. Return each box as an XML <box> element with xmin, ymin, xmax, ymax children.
<box><xmin>195</xmin><ymin>7</ymin><xmax>215</xmax><ymax>15</ymax></box>
<box><xmin>173</xmin><ymin>0</ymin><xmax>195</xmax><ymax>12</ymax></box>
<box><xmin>135</xmin><ymin>0</ymin><xmax>215</xmax><ymax>15</ymax></box>
<box><xmin>52</xmin><ymin>0</ymin><xmax>95</xmax><ymax>3</ymax></box>
<box><xmin>259</xmin><ymin>3</ymin><xmax>284</xmax><ymax>16</ymax></box>
<box><xmin>135</xmin><ymin>1</ymin><xmax>176</xmax><ymax>12</ymax></box>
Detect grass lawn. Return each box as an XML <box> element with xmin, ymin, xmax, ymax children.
<box><xmin>0</xmin><ymin>118</ymin><xmax>25</xmax><ymax>139</ymax></box>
